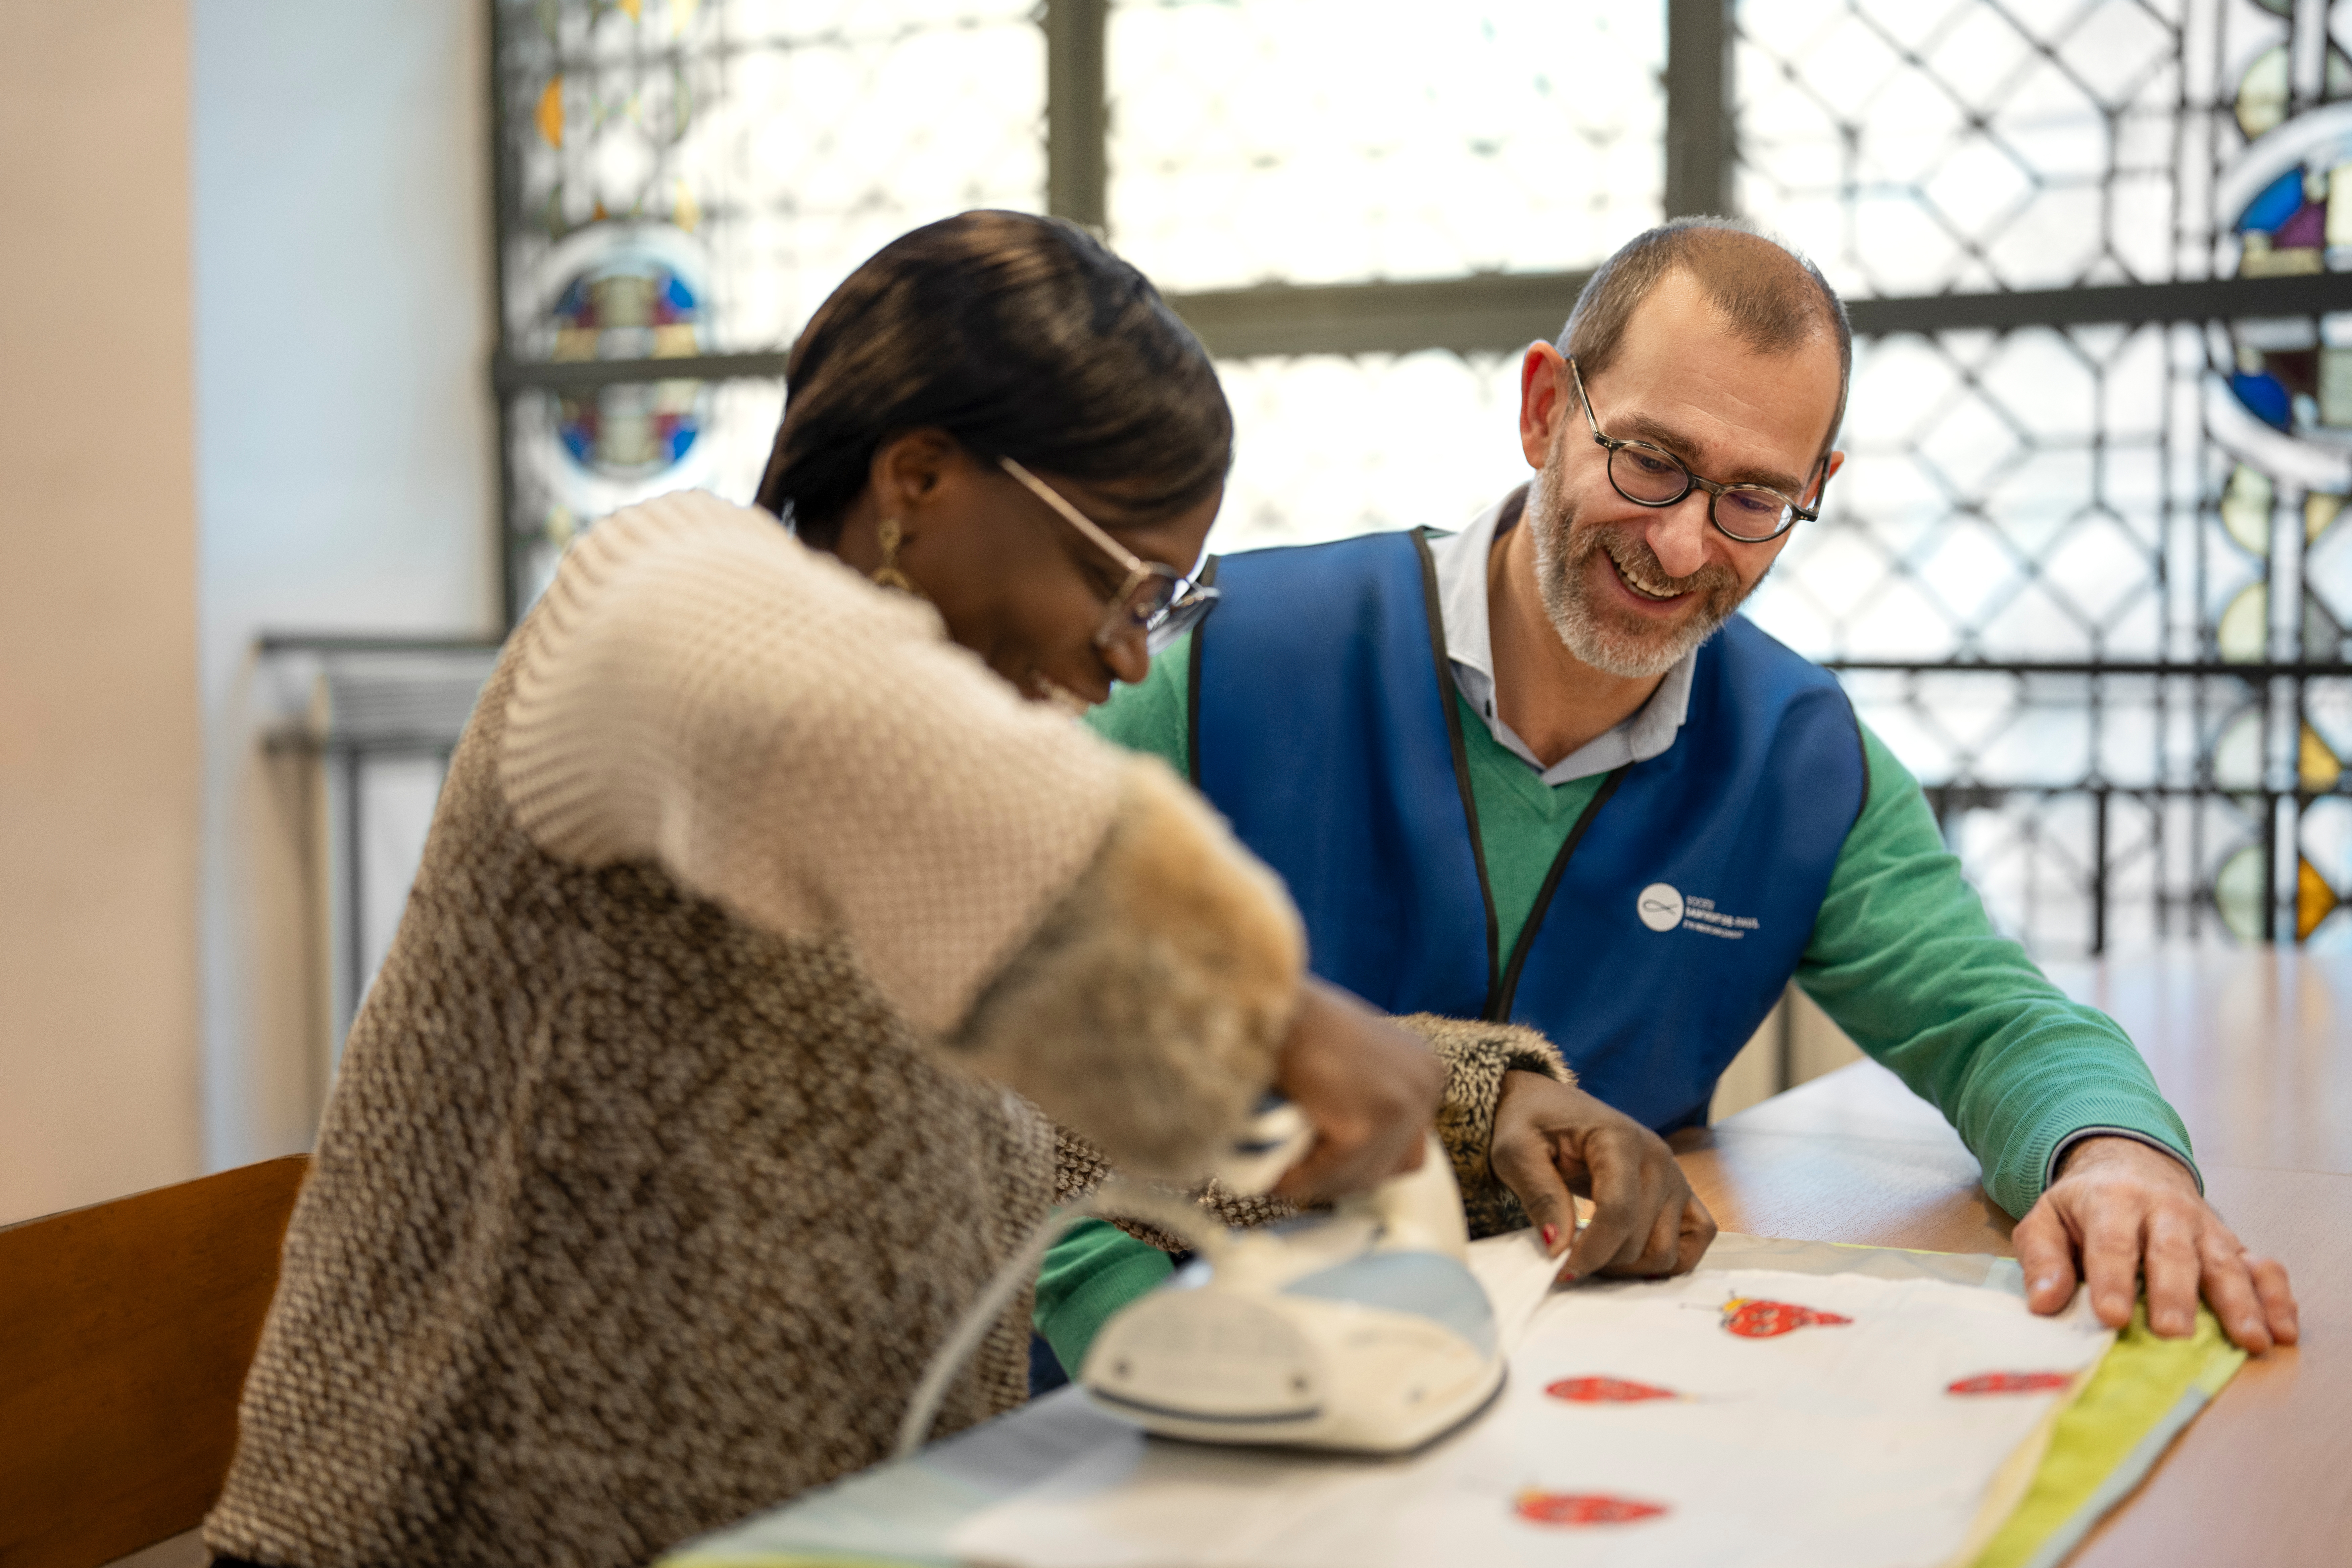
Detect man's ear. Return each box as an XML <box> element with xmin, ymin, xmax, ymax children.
<box><xmin>1812</xmin><ymin>449</ymin><xmax>1846</xmax><ymax>505</ymax></box>
<box><xmin>1519</xmin><ymin>342</ymin><xmax>1568</xmax><ymax>470</ymax></box>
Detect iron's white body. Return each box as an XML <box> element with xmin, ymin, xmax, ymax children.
<box><xmin>1078</xmin><ymin>1129</ymin><xmax>1505</xmax><ymax>1454</ymax></box>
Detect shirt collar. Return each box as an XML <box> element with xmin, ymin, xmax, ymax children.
<box><xmin>1425</xmin><ymin>490</ymin><xmax>1696</xmax><ymax>785</ymax></box>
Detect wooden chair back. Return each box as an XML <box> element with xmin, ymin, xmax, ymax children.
<box><xmin>0</xmin><ymin>1156</ymin><xmax>309</xmax><ymax>1568</ymax></box>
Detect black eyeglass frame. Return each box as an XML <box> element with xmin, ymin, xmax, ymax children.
<box><xmin>1567</xmin><ymin>356</ymin><xmax>1826</xmax><ymax>544</ymax></box>
<box><xmin>996</xmin><ymin>456</ymin><xmax>1221</xmax><ymax>656</ymax></box>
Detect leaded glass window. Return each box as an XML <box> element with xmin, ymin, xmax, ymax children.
<box><xmin>490</xmin><ymin>0</ymin><xmax>2352</xmax><ymax>956</ymax></box>
<box><xmin>494</xmin><ymin>0</ymin><xmax>1043</xmax><ymax>602</ymax></box>
<box><xmin>1733</xmin><ymin>0</ymin><xmax>2352</xmax><ymax>952</ymax></box>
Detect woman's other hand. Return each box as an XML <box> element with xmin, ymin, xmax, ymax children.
<box><xmin>1491</xmin><ymin>1070</ymin><xmax>1716</xmax><ymax>1280</ymax></box>
<box><xmin>1269</xmin><ymin>979</ymin><xmax>1444</xmax><ymax>1202</ymax></box>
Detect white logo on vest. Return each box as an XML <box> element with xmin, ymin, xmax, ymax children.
<box><xmin>1637</xmin><ymin>884</ymin><xmax>1764</xmax><ymax>939</ymax></box>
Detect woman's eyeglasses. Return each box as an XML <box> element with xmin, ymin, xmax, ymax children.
<box><xmin>998</xmin><ymin>456</ymin><xmax>1220</xmax><ymax>656</ymax></box>
<box><xmin>1569</xmin><ymin>357</ymin><xmax>1824</xmax><ymax>544</ymax></box>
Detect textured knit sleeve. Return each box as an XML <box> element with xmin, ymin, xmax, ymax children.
<box><xmin>497</xmin><ymin>492</ymin><xmax>1302</xmax><ymax>1175</ymax></box>
<box><xmin>1393</xmin><ymin>1014</ymin><xmax>1573</xmax><ymax>1239</ymax></box>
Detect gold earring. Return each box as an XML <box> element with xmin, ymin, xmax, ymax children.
<box><xmin>872</xmin><ymin>515</ymin><xmax>920</xmax><ymax>595</ymax></box>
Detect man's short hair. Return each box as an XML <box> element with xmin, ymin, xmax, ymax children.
<box><xmin>1559</xmin><ymin>216</ymin><xmax>1852</xmax><ymax>461</ymax></box>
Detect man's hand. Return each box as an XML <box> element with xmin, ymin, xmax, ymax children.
<box><xmin>1268</xmin><ymin>979</ymin><xmax>1445</xmax><ymax>1203</ymax></box>
<box><xmin>2014</xmin><ymin>1135</ymin><xmax>2299</xmax><ymax>1352</ymax></box>
<box><xmin>1490</xmin><ymin>1070</ymin><xmax>1716</xmax><ymax>1280</ymax></box>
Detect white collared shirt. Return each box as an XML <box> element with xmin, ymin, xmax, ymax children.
<box><xmin>1424</xmin><ymin>496</ymin><xmax>1696</xmax><ymax>785</ymax></box>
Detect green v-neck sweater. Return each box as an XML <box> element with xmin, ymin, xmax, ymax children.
<box><xmin>1033</xmin><ymin>630</ymin><xmax>2196</xmax><ymax>1378</ymax></box>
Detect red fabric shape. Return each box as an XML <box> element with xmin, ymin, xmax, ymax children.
<box><xmin>1947</xmin><ymin>1371</ymin><xmax>2075</xmax><ymax>1395</ymax></box>
<box><xmin>1544</xmin><ymin>1377</ymin><xmax>1680</xmax><ymax>1403</ymax></box>
<box><xmin>1720</xmin><ymin>1298</ymin><xmax>1853</xmax><ymax>1338</ymax></box>
<box><xmin>1514</xmin><ymin>1491</ymin><xmax>1670</xmax><ymax>1526</ymax></box>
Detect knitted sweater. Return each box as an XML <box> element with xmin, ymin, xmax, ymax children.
<box><xmin>204</xmin><ymin>493</ymin><xmax>1560</xmax><ymax>1568</ymax></box>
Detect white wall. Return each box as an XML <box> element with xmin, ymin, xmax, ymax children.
<box><xmin>193</xmin><ymin>0</ymin><xmax>497</xmax><ymax>1172</ymax></box>
<box><xmin>0</xmin><ymin>1</ymin><xmax>203</xmax><ymax>1226</ymax></box>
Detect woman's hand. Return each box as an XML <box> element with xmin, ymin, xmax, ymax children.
<box><xmin>1490</xmin><ymin>1070</ymin><xmax>1716</xmax><ymax>1280</ymax></box>
<box><xmin>1269</xmin><ymin>979</ymin><xmax>1446</xmax><ymax>1202</ymax></box>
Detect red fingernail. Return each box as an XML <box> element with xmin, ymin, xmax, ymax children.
<box><xmin>1540</xmin><ymin>1224</ymin><xmax>1558</xmax><ymax>1249</ymax></box>
<box><xmin>1558</xmin><ymin>1271</ymin><xmax>1579</xmax><ymax>1284</ymax></box>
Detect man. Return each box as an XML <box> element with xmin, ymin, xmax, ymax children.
<box><xmin>1036</xmin><ymin>218</ymin><xmax>2297</xmax><ymax>1376</ymax></box>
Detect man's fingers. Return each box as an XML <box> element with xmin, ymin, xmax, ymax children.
<box><xmin>2079</xmin><ymin>1199</ymin><xmax>2146</xmax><ymax>1330</ymax></box>
<box><xmin>2141</xmin><ymin>1209</ymin><xmax>2202</xmax><ymax>1338</ymax></box>
<box><xmin>2247</xmin><ymin>1255</ymin><xmax>2301</xmax><ymax>1346</ymax></box>
<box><xmin>2012</xmin><ymin>1201</ymin><xmax>2080</xmax><ymax>1317</ymax></box>
<box><xmin>1491</xmin><ymin>1136</ymin><xmax>1577</xmax><ymax>1260</ymax></box>
<box><xmin>2194</xmin><ymin>1235</ymin><xmax>2271</xmax><ymax>1353</ymax></box>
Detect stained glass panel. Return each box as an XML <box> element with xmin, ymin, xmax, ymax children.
<box><xmin>1727</xmin><ymin>0</ymin><xmax>2352</xmax><ymax>954</ymax></box>
<box><xmin>495</xmin><ymin>0</ymin><xmax>1043</xmax><ymax>603</ymax></box>
<box><xmin>483</xmin><ymin>0</ymin><xmax>2352</xmax><ymax>952</ymax></box>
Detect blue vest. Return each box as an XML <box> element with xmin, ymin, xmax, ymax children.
<box><xmin>1191</xmin><ymin>529</ymin><xmax>1865</xmax><ymax>1133</ymax></box>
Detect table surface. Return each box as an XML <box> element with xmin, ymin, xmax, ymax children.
<box><xmin>1673</xmin><ymin>945</ymin><xmax>2351</xmax><ymax>1567</ymax></box>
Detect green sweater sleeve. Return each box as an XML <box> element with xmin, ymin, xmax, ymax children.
<box><xmin>1083</xmin><ymin>629</ymin><xmax>1192</xmax><ymax>773</ymax></box>
<box><xmin>1797</xmin><ymin>723</ymin><xmax>2196</xmax><ymax>1218</ymax></box>
<box><xmin>1034</xmin><ymin>1218</ymin><xmax>1175</xmax><ymax>1377</ymax></box>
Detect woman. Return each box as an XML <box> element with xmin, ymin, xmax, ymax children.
<box><xmin>204</xmin><ymin>211</ymin><xmax>1573</xmax><ymax>1568</ymax></box>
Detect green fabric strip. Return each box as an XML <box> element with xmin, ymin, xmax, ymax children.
<box><xmin>1971</xmin><ymin>1302</ymin><xmax>2247</xmax><ymax>1568</ymax></box>
<box><xmin>1032</xmin><ymin>1218</ymin><xmax>1174</xmax><ymax>1378</ymax></box>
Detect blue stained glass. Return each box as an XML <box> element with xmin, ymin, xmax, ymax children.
<box><xmin>560</xmin><ymin>424</ymin><xmax>596</xmax><ymax>464</ymax></box>
<box><xmin>2231</xmin><ymin>370</ymin><xmax>2294</xmax><ymax>430</ymax></box>
<box><xmin>668</xmin><ymin>426</ymin><xmax>697</xmax><ymax>463</ymax></box>
<box><xmin>664</xmin><ymin>275</ymin><xmax>697</xmax><ymax>313</ymax></box>
<box><xmin>2238</xmin><ymin>167</ymin><xmax>2305</xmax><ymax>232</ymax></box>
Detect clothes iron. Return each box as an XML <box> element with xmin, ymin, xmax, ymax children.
<box><xmin>1078</xmin><ymin>1105</ymin><xmax>1505</xmax><ymax>1454</ymax></box>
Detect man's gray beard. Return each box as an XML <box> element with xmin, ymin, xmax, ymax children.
<box><xmin>1526</xmin><ymin>458</ymin><xmax>1756</xmax><ymax>680</ymax></box>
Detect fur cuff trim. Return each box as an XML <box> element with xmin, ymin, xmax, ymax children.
<box><xmin>1393</xmin><ymin>1014</ymin><xmax>1572</xmax><ymax>1240</ymax></box>
<box><xmin>953</xmin><ymin>757</ymin><xmax>1303</xmax><ymax>1179</ymax></box>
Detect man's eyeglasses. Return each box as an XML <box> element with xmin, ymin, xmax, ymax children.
<box><xmin>1569</xmin><ymin>357</ymin><xmax>1824</xmax><ymax>544</ymax></box>
<box><xmin>998</xmin><ymin>456</ymin><xmax>1220</xmax><ymax>656</ymax></box>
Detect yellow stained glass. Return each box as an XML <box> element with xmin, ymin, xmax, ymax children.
<box><xmin>2241</xmin><ymin>232</ymin><xmax>2324</xmax><ymax>276</ymax></box>
<box><xmin>536</xmin><ymin>77</ymin><xmax>564</xmax><ymax>149</ymax></box>
<box><xmin>619</xmin><ymin>0</ymin><xmax>643</xmax><ymax>18</ymax></box>
<box><xmin>2303</xmin><ymin>723</ymin><xmax>2343</xmax><ymax>792</ymax></box>
<box><xmin>2218</xmin><ymin>584</ymin><xmax>2268</xmax><ymax>662</ymax></box>
<box><xmin>2221</xmin><ymin>466</ymin><xmax>2272</xmax><ymax>555</ymax></box>
<box><xmin>674</xmin><ymin>179</ymin><xmax>701</xmax><ymax>234</ymax></box>
<box><xmin>2298</xmin><ymin>858</ymin><xmax>2339</xmax><ymax>940</ymax></box>
<box><xmin>2309</xmin><ymin>492</ymin><xmax>2344</xmax><ymax>543</ymax></box>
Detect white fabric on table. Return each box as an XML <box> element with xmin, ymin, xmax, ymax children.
<box><xmin>951</xmin><ymin>1260</ymin><xmax>2112</xmax><ymax>1568</ymax></box>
